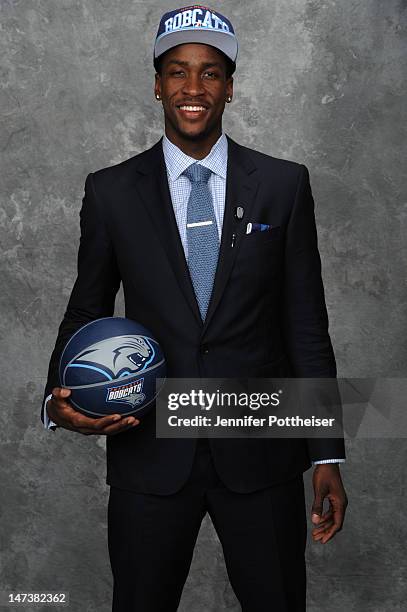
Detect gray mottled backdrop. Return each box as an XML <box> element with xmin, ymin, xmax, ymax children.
<box><xmin>1</xmin><ymin>1</ymin><xmax>406</xmax><ymax>610</ymax></box>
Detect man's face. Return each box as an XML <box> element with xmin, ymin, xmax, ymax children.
<box><xmin>154</xmin><ymin>43</ymin><xmax>233</xmax><ymax>142</ymax></box>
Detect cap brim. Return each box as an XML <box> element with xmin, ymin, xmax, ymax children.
<box><xmin>154</xmin><ymin>29</ymin><xmax>238</xmax><ymax>64</ymax></box>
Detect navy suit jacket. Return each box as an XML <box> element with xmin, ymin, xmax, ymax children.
<box><xmin>43</xmin><ymin>135</ymin><xmax>345</xmax><ymax>494</ymax></box>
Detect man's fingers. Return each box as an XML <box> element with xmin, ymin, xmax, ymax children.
<box><xmin>98</xmin><ymin>418</ymin><xmax>140</xmax><ymax>436</ymax></box>
<box><xmin>48</xmin><ymin>388</ymin><xmax>73</xmax><ymax>415</ymax></box>
<box><xmin>313</xmin><ymin>504</ymin><xmax>346</xmax><ymax>543</ymax></box>
<box><xmin>311</xmin><ymin>494</ymin><xmax>324</xmax><ymax>524</ymax></box>
<box><xmin>51</xmin><ymin>387</ymin><xmax>71</xmax><ymax>399</ymax></box>
<box><xmin>312</xmin><ymin>510</ymin><xmax>333</xmax><ymax>530</ymax></box>
<box><xmin>311</xmin><ymin>507</ymin><xmax>334</xmax><ymax>538</ymax></box>
<box><xmin>47</xmin><ymin>389</ymin><xmax>72</xmax><ymax>426</ymax></box>
<box><xmin>90</xmin><ymin>414</ymin><xmax>123</xmax><ymax>430</ymax></box>
<box><xmin>88</xmin><ymin>415</ymin><xmax>139</xmax><ymax>431</ymax></box>
<box><xmin>315</xmin><ymin>522</ymin><xmax>340</xmax><ymax>543</ymax></box>
<box><xmin>77</xmin><ymin>416</ymin><xmax>140</xmax><ymax>436</ymax></box>
<box><xmin>320</xmin><ymin>508</ymin><xmax>333</xmax><ymax>522</ymax></box>
<box><xmin>312</xmin><ymin>518</ymin><xmax>334</xmax><ymax>537</ymax></box>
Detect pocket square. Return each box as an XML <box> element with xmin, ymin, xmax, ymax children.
<box><xmin>246</xmin><ymin>222</ymin><xmax>272</xmax><ymax>235</ymax></box>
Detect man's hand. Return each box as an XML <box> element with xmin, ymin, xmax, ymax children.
<box><xmin>47</xmin><ymin>387</ymin><xmax>140</xmax><ymax>436</ymax></box>
<box><xmin>311</xmin><ymin>464</ymin><xmax>348</xmax><ymax>544</ymax></box>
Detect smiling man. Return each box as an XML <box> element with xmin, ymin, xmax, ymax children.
<box><xmin>43</xmin><ymin>6</ymin><xmax>347</xmax><ymax>611</ymax></box>
<box><xmin>154</xmin><ymin>43</ymin><xmax>233</xmax><ymax>155</ymax></box>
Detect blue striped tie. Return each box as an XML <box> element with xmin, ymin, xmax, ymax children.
<box><xmin>182</xmin><ymin>163</ymin><xmax>220</xmax><ymax>320</ymax></box>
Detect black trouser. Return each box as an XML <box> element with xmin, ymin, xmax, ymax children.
<box><xmin>108</xmin><ymin>439</ymin><xmax>307</xmax><ymax>612</ymax></box>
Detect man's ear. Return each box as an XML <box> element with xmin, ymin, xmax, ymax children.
<box><xmin>226</xmin><ymin>76</ymin><xmax>234</xmax><ymax>99</ymax></box>
<box><xmin>154</xmin><ymin>73</ymin><xmax>161</xmax><ymax>99</ymax></box>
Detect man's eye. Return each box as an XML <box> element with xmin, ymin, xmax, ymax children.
<box><xmin>171</xmin><ymin>70</ymin><xmax>185</xmax><ymax>77</ymax></box>
<box><xmin>204</xmin><ymin>71</ymin><xmax>217</xmax><ymax>78</ymax></box>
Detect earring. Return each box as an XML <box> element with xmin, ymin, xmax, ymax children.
<box><xmin>226</xmin><ymin>96</ymin><xmax>232</xmax><ymax>103</ymax></box>
<box><xmin>155</xmin><ymin>94</ymin><xmax>161</xmax><ymax>100</ymax></box>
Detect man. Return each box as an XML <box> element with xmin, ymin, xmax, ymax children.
<box><xmin>43</xmin><ymin>6</ymin><xmax>347</xmax><ymax>611</ymax></box>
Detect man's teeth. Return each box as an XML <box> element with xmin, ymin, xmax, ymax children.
<box><xmin>179</xmin><ymin>105</ymin><xmax>206</xmax><ymax>111</ymax></box>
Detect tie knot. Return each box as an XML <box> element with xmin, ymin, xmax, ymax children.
<box><xmin>183</xmin><ymin>163</ymin><xmax>212</xmax><ymax>184</ymax></box>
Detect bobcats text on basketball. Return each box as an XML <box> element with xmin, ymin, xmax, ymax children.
<box><xmin>107</xmin><ymin>379</ymin><xmax>145</xmax><ymax>406</ymax></box>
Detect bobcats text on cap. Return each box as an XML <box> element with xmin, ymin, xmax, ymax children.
<box><xmin>164</xmin><ymin>7</ymin><xmax>230</xmax><ymax>33</ymax></box>
<box><xmin>154</xmin><ymin>5</ymin><xmax>238</xmax><ymax>65</ymax></box>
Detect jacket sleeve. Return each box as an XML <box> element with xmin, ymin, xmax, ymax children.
<box><xmin>41</xmin><ymin>172</ymin><xmax>121</xmax><ymax>422</ymax></box>
<box><xmin>282</xmin><ymin>164</ymin><xmax>345</xmax><ymax>461</ymax></box>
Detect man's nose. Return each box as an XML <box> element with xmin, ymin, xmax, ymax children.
<box><xmin>182</xmin><ymin>73</ymin><xmax>205</xmax><ymax>97</ymax></box>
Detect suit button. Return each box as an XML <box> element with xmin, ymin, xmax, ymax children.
<box><xmin>200</xmin><ymin>344</ymin><xmax>209</xmax><ymax>355</ymax></box>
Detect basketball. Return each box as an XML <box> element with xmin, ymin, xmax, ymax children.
<box><xmin>59</xmin><ymin>317</ymin><xmax>166</xmax><ymax>418</ymax></box>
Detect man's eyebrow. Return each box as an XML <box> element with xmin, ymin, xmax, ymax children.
<box><xmin>166</xmin><ymin>60</ymin><xmax>223</xmax><ymax>69</ymax></box>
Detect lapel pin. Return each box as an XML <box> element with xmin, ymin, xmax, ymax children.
<box><xmin>234</xmin><ymin>206</ymin><xmax>244</xmax><ymax>220</ymax></box>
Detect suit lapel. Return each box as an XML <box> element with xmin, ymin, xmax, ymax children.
<box><xmin>134</xmin><ymin>139</ymin><xmax>203</xmax><ymax>326</ymax></box>
<box><xmin>202</xmin><ymin>136</ymin><xmax>260</xmax><ymax>333</ymax></box>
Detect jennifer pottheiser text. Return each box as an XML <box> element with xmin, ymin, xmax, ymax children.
<box><xmin>167</xmin><ymin>415</ymin><xmax>336</xmax><ymax>428</ymax></box>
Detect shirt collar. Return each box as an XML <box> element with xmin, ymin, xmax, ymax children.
<box><xmin>162</xmin><ymin>132</ymin><xmax>228</xmax><ymax>181</ymax></box>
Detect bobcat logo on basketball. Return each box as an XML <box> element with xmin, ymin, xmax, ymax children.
<box><xmin>66</xmin><ymin>335</ymin><xmax>155</xmax><ymax>381</ymax></box>
<box><xmin>107</xmin><ymin>378</ymin><xmax>146</xmax><ymax>407</ymax></box>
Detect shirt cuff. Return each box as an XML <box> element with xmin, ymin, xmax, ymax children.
<box><xmin>312</xmin><ymin>458</ymin><xmax>345</xmax><ymax>465</ymax></box>
<box><xmin>43</xmin><ymin>394</ymin><xmax>57</xmax><ymax>430</ymax></box>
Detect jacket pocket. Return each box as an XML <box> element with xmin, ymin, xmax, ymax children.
<box><xmin>243</xmin><ymin>226</ymin><xmax>282</xmax><ymax>252</ymax></box>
